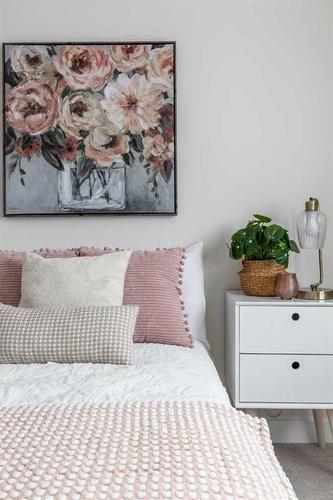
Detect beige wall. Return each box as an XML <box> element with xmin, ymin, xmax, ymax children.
<box><xmin>1</xmin><ymin>0</ymin><xmax>333</xmax><ymax>381</ymax></box>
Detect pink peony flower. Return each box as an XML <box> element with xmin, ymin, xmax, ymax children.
<box><xmin>11</xmin><ymin>46</ymin><xmax>55</xmax><ymax>82</ymax></box>
<box><xmin>143</xmin><ymin>132</ymin><xmax>174</xmax><ymax>176</ymax></box>
<box><xmin>85</xmin><ymin>124</ymin><xmax>129</xmax><ymax>167</ymax></box>
<box><xmin>53</xmin><ymin>45</ymin><xmax>114</xmax><ymax>91</ymax></box>
<box><xmin>111</xmin><ymin>44</ymin><xmax>151</xmax><ymax>72</ymax></box>
<box><xmin>5</xmin><ymin>81</ymin><xmax>60</xmax><ymax>135</ymax></box>
<box><xmin>14</xmin><ymin>136</ymin><xmax>41</xmax><ymax>158</ymax></box>
<box><xmin>147</xmin><ymin>45</ymin><xmax>174</xmax><ymax>92</ymax></box>
<box><xmin>59</xmin><ymin>136</ymin><xmax>79</xmax><ymax>161</ymax></box>
<box><xmin>60</xmin><ymin>92</ymin><xmax>105</xmax><ymax>139</ymax></box>
<box><xmin>101</xmin><ymin>73</ymin><xmax>164</xmax><ymax>135</ymax></box>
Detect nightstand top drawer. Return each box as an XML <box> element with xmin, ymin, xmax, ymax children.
<box><xmin>240</xmin><ymin>305</ymin><xmax>333</xmax><ymax>354</ymax></box>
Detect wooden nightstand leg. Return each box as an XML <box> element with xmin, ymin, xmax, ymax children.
<box><xmin>313</xmin><ymin>410</ymin><xmax>326</xmax><ymax>448</ymax></box>
<box><xmin>326</xmin><ymin>410</ymin><xmax>333</xmax><ymax>442</ymax></box>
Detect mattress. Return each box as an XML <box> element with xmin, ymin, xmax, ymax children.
<box><xmin>0</xmin><ymin>340</ymin><xmax>230</xmax><ymax>406</ymax></box>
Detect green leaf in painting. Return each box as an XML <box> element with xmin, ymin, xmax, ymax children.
<box><xmin>7</xmin><ymin>156</ymin><xmax>18</xmax><ymax>174</ymax></box>
<box><xmin>123</xmin><ymin>153</ymin><xmax>131</xmax><ymax>166</ymax></box>
<box><xmin>41</xmin><ymin>144</ymin><xmax>64</xmax><ymax>171</ymax></box>
<box><xmin>161</xmin><ymin>160</ymin><xmax>173</xmax><ymax>182</ymax></box>
<box><xmin>21</xmin><ymin>135</ymin><xmax>33</xmax><ymax>149</ymax></box>
<box><xmin>130</xmin><ymin>134</ymin><xmax>144</xmax><ymax>153</ymax></box>
<box><xmin>41</xmin><ymin>128</ymin><xmax>66</xmax><ymax>149</ymax></box>
<box><xmin>77</xmin><ymin>157</ymin><xmax>94</xmax><ymax>177</ymax></box>
<box><xmin>4</xmin><ymin>58</ymin><xmax>21</xmax><ymax>87</ymax></box>
<box><xmin>5</xmin><ymin>127</ymin><xmax>16</xmax><ymax>155</ymax></box>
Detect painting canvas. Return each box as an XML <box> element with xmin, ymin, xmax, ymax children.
<box><xmin>3</xmin><ymin>42</ymin><xmax>176</xmax><ymax>215</ymax></box>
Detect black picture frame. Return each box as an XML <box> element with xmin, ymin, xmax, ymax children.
<box><xmin>2</xmin><ymin>41</ymin><xmax>177</xmax><ymax>216</ymax></box>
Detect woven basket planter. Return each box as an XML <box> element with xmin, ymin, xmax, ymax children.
<box><xmin>239</xmin><ymin>260</ymin><xmax>285</xmax><ymax>297</ymax></box>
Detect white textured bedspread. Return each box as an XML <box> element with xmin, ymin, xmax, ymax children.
<box><xmin>0</xmin><ymin>341</ymin><xmax>230</xmax><ymax>406</ymax></box>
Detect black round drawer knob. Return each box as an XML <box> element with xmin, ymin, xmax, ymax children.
<box><xmin>292</xmin><ymin>313</ymin><xmax>300</xmax><ymax>321</ymax></box>
<box><xmin>292</xmin><ymin>361</ymin><xmax>300</xmax><ymax>369</ymax></box>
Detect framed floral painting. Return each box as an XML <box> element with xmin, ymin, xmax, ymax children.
<box><xmin>3</xmin><ymin>42</ymin><xmax>176</xmax><ymax>215</ymax></box>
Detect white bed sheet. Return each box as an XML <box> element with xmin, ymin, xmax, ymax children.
<box><xmin>0</xmin><ymin>340</ymin><xmax>230</xmax><ymax>406</ymax></box>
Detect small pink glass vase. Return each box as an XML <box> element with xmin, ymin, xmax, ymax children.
<box><xmin>275</xmin><ymin>272</ymin><xmax>299</xmax><ymax>300</ymax></box>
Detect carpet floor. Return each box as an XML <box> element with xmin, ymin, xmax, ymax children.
<box><xmin>274</xmin><ymin>444</ymin><xmax>333</xmax><ymax>500</ymax></box>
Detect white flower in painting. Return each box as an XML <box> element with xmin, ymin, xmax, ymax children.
<box><xmin>60</xmin><ymin>92</ymin><xmax>105</xmax><ymax>139</ymax></box>
<box><xmin>11</xmin><ymin>46</ymin><xmax>55</xmax><ymax>82</ymax></box>
<box><xmin>85</xmin><ymin>123</ymin><xmax>129</xmax><ymax>167</ymax></box>
<box><xmin>101</xmin><ymin>73</ymin><xmax>164</xmax><ymax>135</ymax></box>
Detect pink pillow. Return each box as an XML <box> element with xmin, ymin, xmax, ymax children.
<box><xmin>0</xmin><ymin>248</ymin><xmax>78</xmax><ymax>307</ymax></box>
<box><xmin>79</xmin><ymin>247</ymin><xmax>192</xmax><ymax>347</ymax></box>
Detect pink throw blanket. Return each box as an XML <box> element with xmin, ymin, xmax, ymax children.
<box><xmin>0</xmin><ymin>401</ymin><xmax>296</xmax><ymax>499</ymax></box>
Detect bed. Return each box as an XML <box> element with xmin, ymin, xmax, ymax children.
<box><xmin>0</xmin><ymin>341</ymin><xmax>297</xmax><ymax>499</ymax></box>
<box><xmin>0</xmin><ymin>245</ymin><xmax>297</xmax><ymax>499</ymax></box>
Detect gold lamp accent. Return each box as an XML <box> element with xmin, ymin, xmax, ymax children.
<box><xmin>296</xmin><ymin>198</ymin><xmax>333</xmax><ymax>300</ymax></box>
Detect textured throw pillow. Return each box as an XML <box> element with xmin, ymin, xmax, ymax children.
<box><xmin>19</xmin><ymin>251</ymin><xmax>132</xmax><ymax>308</ymax></box>
<box><xmin>79</xmin><ymin>246</ymin><xmax>192</xmax><ymax>347</ymax></box>
<box><xmin>0</xmin><ymin>303</ymin><xmax>138</xmax><ymax>364</ymax></box>
<box><xmin>0</xmin><ymin>248</ymin><xmax>78</xmax><ymax>307</ymax></box>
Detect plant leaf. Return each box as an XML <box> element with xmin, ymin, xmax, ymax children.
<box><xmin>253</xmin><ymin>214</ymin><xmax>272</xmax><ymax>223</ymax></box>
<box><xmin>275</xmin><ymin>252</ymin><xmax>288</xmax><ymax>267</ymax></box>
<box><xmin>289</xmin><ymin>239</ymin><xmax>300</xmax><ymax>253</ymax></box>
<box><xmin>264</xmin><ymin>224</ymin><xmax>285</xmax><ymax>242</ymax></box>
<box><xmin>230</xmin><ymin>241</ymin><xmax>243</xmax><ymax>260</ymax></box>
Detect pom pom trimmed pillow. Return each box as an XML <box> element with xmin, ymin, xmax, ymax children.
<box><xmin>79</xmin><ymin>247</ymin><xmax>192</xmax><ymax>347</ymax></box>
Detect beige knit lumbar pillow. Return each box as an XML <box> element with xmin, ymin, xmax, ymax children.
<box><xmin>19</xmin><ymin>251</ymin><xmax>132</xmax><ymax>308</ymax></box>
<box><xmin>0</xmin><ymin>303</ymin><xmax>139</xmax><ymax>364</ymax></box>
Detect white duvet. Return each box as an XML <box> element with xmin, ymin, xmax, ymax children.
<box><xmin>0</xmin><ymin>340</ymin><xmax>230</xmax><ymax>406</ymax></box>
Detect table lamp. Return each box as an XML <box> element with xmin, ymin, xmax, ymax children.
<box><xmin>296</xmin><ymin>197</ymin><xmax>333</xmax><ymax>300</ymax></box>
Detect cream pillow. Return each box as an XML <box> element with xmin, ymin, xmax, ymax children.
<box><xmin>19</xmin><ymin>251</ymin><xmax>132</xmax><ymax>308</ymax></box>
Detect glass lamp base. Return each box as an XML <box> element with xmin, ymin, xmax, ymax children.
<box><xmin>297</xmin><ymin>288</ymin><xmax>333</xmax><ymax>300</ymax></box>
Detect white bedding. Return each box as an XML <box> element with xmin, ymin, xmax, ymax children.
<box><xmin>0</xmin><ymin>340</ymin><xmax>230</xmax><ymax>406</ymax></box>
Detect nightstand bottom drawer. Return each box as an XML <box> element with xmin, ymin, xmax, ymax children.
<box><xmin>240</xmin><ymin>354</ymin><xmax>333</xmax><ymax>404</ymax></box>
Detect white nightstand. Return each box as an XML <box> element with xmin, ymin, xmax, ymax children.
<box><xmin>225</xmin><ymin>290</ymin><xmax>333</xmax><ymax>447</ymax></box>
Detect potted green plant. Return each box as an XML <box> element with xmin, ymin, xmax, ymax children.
<box><xmin>228</xmin><ymin>214</ymin><xmax>300</xmax><ymax>296</ymax></box>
